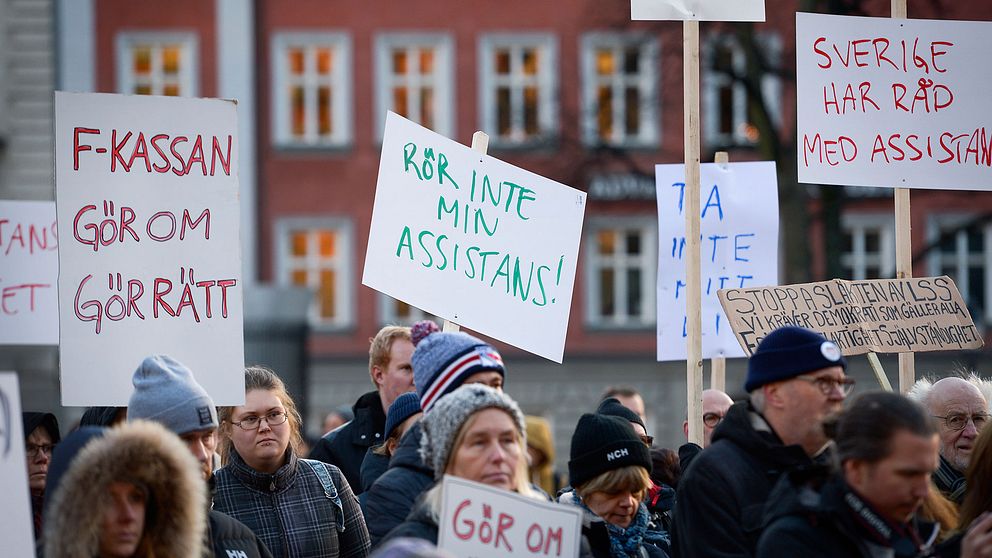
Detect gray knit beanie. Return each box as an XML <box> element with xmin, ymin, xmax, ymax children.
<box><xmin>419</xmin><ymin>384</ymin><xmax>526</xmax><ymax>480</ymax></box>
<box><xmin>410</xmin><ymin>320</ymin><xmax>506</xmax><ymax>413</ymax></box>
<box><xmin>128</xmin><ymin>355</ymin><xmax>218</xmax><ymax>435</ymax></box>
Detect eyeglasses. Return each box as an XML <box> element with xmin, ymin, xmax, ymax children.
<box><xmin>702</xmin><ymin>412</ymin><xmax>725</xmax><ymax>429</ymax></box>
<box><xmin>232</xmin><ymin>410</ymin><xmax>289</xmax><ymax>430</ymax></box>
<box><xmin>932</xmin><ymin>413</ymin><xmax>990</xmax><ymax>432</ymax></box>
<box><xmin>794</xmin><ymin>375</ymin><xmax>856</xmax><ymax>396</ymax></box>
<box><xmin>26</xmin><ymin>444</ymin><xmax>56</xmax><ymax>459</ymax></box>
<box><xmin>639</xmin><ymin>435</ymin><xmax>654</xmax><ymax>447</ymax></box>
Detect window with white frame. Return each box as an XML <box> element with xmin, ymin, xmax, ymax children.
<box><xmin>374</xmin><ymin>33</ymin><xmax>453</xmax><ymax>139</ymax></box>
<box><xmin>581</xmin><ymin>33</ymin><xmax>658</xmax><ymax>147</ymax></box>
<box><xmin>277</xmin><ymin>219</ymin><xmax>353</xmax><ymax>328</ymax></box>
<box><xmin>927</xmin><ymin>215</ymin><xmax>992</xmax><ymax>324</ymax></box>
<box><xmin>271</xmin><ymin>32</ymin><xmax>352</xmax><ymax>147</ymax></box>
<box><xmin>702</xmin><ymin>33</ymin><xmax>780</xmax><ymax>148</ymax></box>
<box><xmin>585</xmin><ymin>218</ymin><xmax>657</xmax><ymax>327</ymax></box>
<box><xmin>479</xmin><ymin>34</ymin><xmax>557</xmax><ymax>146</ymax></box>
<box><xmin>116</xmin><ymin>32</ymin><xmax>197</xmax><ymax>96</ymax></box>
<box><xmin>840</xmin><ymin>215</ymin><xmax>895</xmax><ymax>280</ymax></box>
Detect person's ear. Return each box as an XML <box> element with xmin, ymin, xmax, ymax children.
<box><xmin>683</xmin><ymin>420</ymin><xmax>689</xmax><ymax>439</ymax></box>
<box><xmin>764</xmin><ymin>382</ymin><xmax>788</xmax><ymax>410</ymax></box>
<box><xmin>371</xmin><ymin>366</ymin><xmax>385</xmax><ymax>389</ymax></box>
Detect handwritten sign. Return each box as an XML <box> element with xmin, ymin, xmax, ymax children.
<box><xmin>797</xmin><ymin>13</ymin><xmax>992</xmax><ymax>190</ymax></box>
<box><xmin>0</xmin><ymin>373</ymin><xmax>37</xmax><ymax>557</ymax></box>
<box><xmin>55</xmin><ymin>92</ymin><xmax>244</xmax><ymax>406</ymax></box>
<box><xmin>438</xmin><ymin>476</ymin><xmax>582</xmax><ymax>558</ymax></box>
<box><xmin>0</xmin><ymin>201</ymin><xmax>58</xmax><ymax>345</ymax></box>
<box><xmin>364</xmin><ymin>112</ymin><xmax>586</xmax><ymax>363</ymax></box>
<box><xmin>655</xmin><ymin>162</ymin><xmax>778</xmax><ymax>361</ymax></box>
<box><xmin>718</xmin><ymin>276</ymin><xmax>983</xmax><ymax>355</ymax></box>
<box><xmin>631</xmin><ymin>0</ymin><xmax>765</xmax><ymax>21</ymax></box>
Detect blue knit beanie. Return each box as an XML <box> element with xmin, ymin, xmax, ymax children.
<box><xmin>128</xmin><ymin>355</ymin><xmax>218</xmax><ymax>435</ymax></box>
<box><xmin>411</xmin><ymin>321</ymin><xmax>505</xmax><ymax>413</ymax></box>
<box><xmin>384</xmin><ymin>391</ymin><xmax>422</xmax><ymax>439</ymax></box>
<box><xmin>745</xmin><ymin>326</ymin><xmax>846</xmax><ymax>392</ymax></box>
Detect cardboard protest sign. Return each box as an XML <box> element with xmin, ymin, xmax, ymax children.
<box><xmin>55</xmin><ymin>92</ymin><xmax>245</xmax><ymax>406</ymax></box>
<box><xmin>437</xmin><ymin>476</ymin><xmax>583</xmax><ymax>558</ymax></box>
<box><xmin>797</xmin><ymin>13</ymin><xmax>992</xmax><ymax>190</ymax></box>
<box><xmin>631</xmin><ymin>0</ymin><xmax>765</xmax><ymax>21</ymax></box>
<box><xmin>364</xmin><ymin>112</ymin><xmax>586</xmax><ymax>363</ymax></box>
<box><xmin>718</xmin><ymin>276</ymin><xmax>983</xmax><ymax>355</ymax></box>
<box><xmin>0</xmin><ymin>373</ymin><xmax>37</xmax><ymax>557</ymax></box>
<box><xmin>1</xmin><ymin>201</ymin><xmax>59</xmax><ymax>345</ymax></box>
<box><xmin>656</xmin><ymin>162</ymin><xmax>778</xmax><ymax>361</ymax></box>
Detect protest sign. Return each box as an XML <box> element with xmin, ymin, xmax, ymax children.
<box><xmin>631</xmin><ymin>0</ymin><xmax>765</xmax><ymax>21</ymax></box>
<box><xmin>55</xmin><ymin>92</ymin><xmax>244</xmax><ymax>406</ymax></box>
<box><xmin>0</xmin><ymin>201</ymin><xmax>58</xmax><ymax>345</ymax></box>
<box><xmin>718</xmin><ymin>276</ymin><xmax>983</xmax><ymax>355</ymax></box>
<box><xmin>797</xmin><ymin>13</ymin><xmax>992</xmax><ymax>190</ymax></box>
<box><xmin>364</xmin><ymin>112</ymin><xmax>586</xmax><ymax>363</ymax></box>
<box><xmin>656</xmin><ymin>161</ymin><xmax>778</xmax><ymax>361</ymax></box>
<box><xmin>0</xmin><ymin>373</ymin><xmax>37</xmax><ymax>557</ymax></box>
<box><xmin>437</xmin><ymin>476</ymin><xmax>583</xmax><ymax>558</ymax></box>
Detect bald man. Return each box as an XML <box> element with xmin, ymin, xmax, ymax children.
<box><xmin>911</xmin><ymin>376</ymin><xmax>989</xmax><ymax>503</ymax></box>
<box><xmin>683</xmin><ymin>389</ymin><xmax>734</xmax><ymax>448</ymax></box>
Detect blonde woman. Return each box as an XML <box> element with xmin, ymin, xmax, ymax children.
<box><xmin>215</xmin><ymin>366</ymin><xmax>370</xmax><ymax>558</ymax></box>
<box><xmin>383</xmin><ymin>384</ymin><xmax>542</xmax><ymax>543</ymax></box>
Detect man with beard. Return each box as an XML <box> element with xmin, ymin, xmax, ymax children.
<box><xmin>673</xmin><ymin>326</ymin><xmax>852</xmax><ymax>557</ymax></box>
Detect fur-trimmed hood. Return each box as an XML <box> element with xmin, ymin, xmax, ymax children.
<box><xmin>43</xmin><ymin>420</ymin><xmax>207</xmax><ymax>557</ymax></box>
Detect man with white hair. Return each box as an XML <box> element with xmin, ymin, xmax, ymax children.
<box><xmin>908</xmin><ymin>374</ymin><xmax>990</xmax><ymax>504</ymax></box>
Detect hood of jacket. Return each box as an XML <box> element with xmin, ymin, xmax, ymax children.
<box><xmin>710</xmin><ymin>401</ymin><xmax>813</xmax><ymax>471</ymax></box>
<box><xmin>43</xmin><ymin>420</ymin><xmax>206</xmax><ymax>558</ymax></box>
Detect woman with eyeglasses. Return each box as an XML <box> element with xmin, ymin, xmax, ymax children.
<box><xmin>214</xmin><ymin>366</ymin><xmax>371</xmax><ymax>558</ymax></box>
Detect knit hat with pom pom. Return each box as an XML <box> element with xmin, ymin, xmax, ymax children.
<box><xmin>410</xmin><ymin>320</ymin><xmax>505</xmax><ymax>413</ymax></box>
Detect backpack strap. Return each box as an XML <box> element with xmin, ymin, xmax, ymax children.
<box><xmin>301</xmin><ymin>459</ymin><xmax>346</xmax><ymax>532</ymax></box>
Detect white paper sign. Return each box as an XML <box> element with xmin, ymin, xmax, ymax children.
<box><xmin>55</xmin><ymin>92</ymin><xmax>245</xmax><ymax>406</ymax></box>
<box><xmin>1</xmin><ymin>201</ymin><xmax>59</xmax><ymax>345</ymax></box>
<box><xmin>797</xmin><ymin>13</ymin><xmax>992</xmax><ymax>190</ymax></box>
<box><xmin>655</xmin><ymin>162</ymin><xmax>779</xmax><ymax>361</ymax></box>
<box><xmin>632</xmin><ymin>0</ymin><xmax>765</xmax><ymax>21</ymax></box>
<box><xmin>364</xmin><ymin>112</ymin><xmax>586</xmax><ymax>363</ymax></box>
<box><xmin>438</xmin><ymin>476</ymin><xmax>583</xmax><ymax>558</ymax></box>
<box><xmin>0</xmin><ymin>373</ymin><xmax>37</xmax><ymax>557</ymax></box>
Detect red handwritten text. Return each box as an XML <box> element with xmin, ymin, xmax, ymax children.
<box><xmin>73</xmin><ymin>127</ymin><xmax>233</xmax><ymax>176</ymax></box>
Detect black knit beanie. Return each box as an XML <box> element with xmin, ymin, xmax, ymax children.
<box><xmin>596</xmin><ymin>397</ymin><xmax>647</xmax><ymax>433</ymax></box>
<box><xmin>568</xmin><ymin>413</ymin><xmax>652</xmax><ymax>488</ymax></box>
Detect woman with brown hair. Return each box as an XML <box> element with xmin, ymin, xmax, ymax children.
<box><xmin>955</xmin><ymin>423</ymin><xmax>992</xmax><ymax>557</ymax></box>
<box><xmin>214</xmin><ymin>366</ymin><xmax>370</xmax><ymax>558</ymax></box>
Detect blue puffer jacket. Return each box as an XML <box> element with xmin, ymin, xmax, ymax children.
<box><xmin>362</xmin><ymin>420</ymin><xmax>434</xmax><ymax>547</ymax></box>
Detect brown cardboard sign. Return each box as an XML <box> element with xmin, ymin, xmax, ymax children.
<box><xmin>717</xmin><ymin>276</ymin><xmax>983</xmax><ymax>356</ymax></box>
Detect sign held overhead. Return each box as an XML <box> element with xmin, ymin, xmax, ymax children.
<box><xmin>55</xmin><ymin>92</ymin><xmax>245</xmax><ymax>406</ymax></box>
<box><xmin>718</xmin><ymin>276</ymin><xmax>983</xmax><ymax>356</ymax></box>
<box><xmin>0</xmin><ymin>201</ymin><xmax>59</xmax><ymax>345</ymax></box>
<box><xmin>797</xmin><ymin>13</ymin><xmax>992</xmax><ymax>190</ymax></box>
<box><xmin>363</xmin><ymin>112</ymin><xmax>586</xmax><ymax>363</ymax></box>
<box><xmin>631</xmin><ymin>0</ymin><xmax>765</xmax><ymax>21</ymax></box>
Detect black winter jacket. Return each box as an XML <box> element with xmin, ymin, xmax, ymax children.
<box><xmin>310</xmin><ymin>391</ymin><xmax>387</xmax><ymax>492</ymax></box>
<box><xmin>362</xmin><ymin>420</ymin><xmax>434</xmax><ymax>546</ymax></box>
<box><xmin>672</xmin><ymin>401</ymin><xmax>819</xmax><ymax>558</ymax></box>
<box><xmin>380</xmin><ymin>496</ymin><xmax>439</xmax><ymax>545</ymax></box>
<box><xmin>207</xmin><ymin>509</ymin><xmax>274</xmax><ymax>558</ymax></box>
<box><xmin>757</xmin><ymin>469</ymin><xmax>940</xmax><ymax>558</ymax></box>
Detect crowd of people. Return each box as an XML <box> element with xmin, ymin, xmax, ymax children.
<box><xmin>21</xmin><ymin>322</ymin><xmax>992</xmax><ymax>557</ymax></box>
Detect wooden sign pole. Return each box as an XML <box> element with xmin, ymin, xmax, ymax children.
<box><xmin>709</xmin><ymin>152</ymin><xmax>730</xmax><ymax>392</ymax></box>
<box><xmin>684</xmin><ymin>20</ymin><xmax>704</xmax><ymax>445</ymax></box>
<box><xmin>442</xmin><ymin>131</ymin><xmax>490</xmax><ymax>334</ymax></box>
<box><xmin>892</xmin><ymin>0</ymin><xmax>915</xmax><ymax>393</ymax></box>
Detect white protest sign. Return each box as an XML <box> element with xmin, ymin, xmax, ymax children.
<box><xmin>797</xmin><ymin>13</ymin><xmax>992</xmax><ymax>190</ymax></box>
<box><xmin>55</xmin><ymin>92</ymin><xmax>245</xmax><ymax>406</ymax></box>
<box><xmin>632</xmin><ymin>0</ymin><xmax>765</xmax><ymax>21</ymax></box>
<box><xmin>438</xmin><ymin>476</ymin><xmax>583</xmax><ymax>558</ymax></box>
<box><xmin>1</xmin><ymin>201</ymin><xmax>58</xmax><ymax>345</ymax></box>
<box><xmin>364</xmin><ymin>112</ymin><xmax>586</xmax><ymax>363</ymax></box>
<box><xmin>0</xmin><ymin>373</ymin><xmax>37</xmax><ymax>557</ymax></box>
<box><xmin>656</xmin><ymin>162</ymin><xmax>778</xmax><ymax>361</ymax></box>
